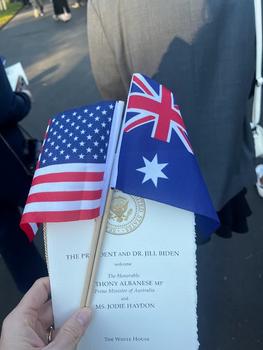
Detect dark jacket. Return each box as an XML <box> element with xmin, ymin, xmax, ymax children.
<box><xmin>0</xmin><ymin>60</ymin><xmax>32</xmax><ymax>205</ymax></box>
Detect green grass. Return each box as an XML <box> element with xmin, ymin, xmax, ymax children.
<box><xmin>0</xmin><ymin>2</ymin><xmax>23</xmax><ymax>28</ymax></box>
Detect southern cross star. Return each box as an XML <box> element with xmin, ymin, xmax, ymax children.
<box><xmin>136</xmin><ymin>154</ymin><xmax>168</xmax><ymax>187</ymax></box>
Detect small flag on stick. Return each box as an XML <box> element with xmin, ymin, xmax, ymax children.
<box><xmin>20</xmin><ymin>101</ymin><xmax>121</xmax><ymax>240</ymax></box>
<box><xmin>112</xmin><ymin>73</ymin><xmax>219</xmax><ymax>239</ymax></box>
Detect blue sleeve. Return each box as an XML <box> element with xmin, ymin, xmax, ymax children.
<box><xmin>0</xmin><ymin>60</ymin><xmax>31</xmax><ymax>128</ymax></box>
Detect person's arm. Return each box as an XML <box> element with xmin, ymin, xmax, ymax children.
<box><xmin>0</xmin><ymin>278</ymin><xmax>91</xmax><ymax>350</ymax></box>
<box><xmin>0</xmin><ymin>60</ymin><xmax>31</xmax><ymax>128</ymax></box>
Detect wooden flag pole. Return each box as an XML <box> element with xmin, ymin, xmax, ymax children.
<box><xmin>84</xmin><ymin>188</ymin><xmax>114</xmax><ymax>307</ymax></box>
<box><xmin>80</xmin><ymin>216</ymin><xmax>102</xmax><ymax>307</ymax></box>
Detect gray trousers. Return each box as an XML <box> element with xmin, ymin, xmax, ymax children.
<box><xmin>31</xmin><ymin>0</ymin><xmax>43</xmax><ymax>11</ymax></box>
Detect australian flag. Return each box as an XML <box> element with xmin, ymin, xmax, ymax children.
<box><xmin>113</xmin><ymin>73</ymin><xmax>219</xmax><ymax>239</ymax></box>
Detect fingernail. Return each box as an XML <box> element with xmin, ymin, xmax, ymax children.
<box><xmin>76</xmin><ymin>308</ymin><xmax>92</xmax><ymax>327</ymax></box>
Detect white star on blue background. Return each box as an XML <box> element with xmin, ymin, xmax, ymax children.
<box><xmin>136</xmin><ymin>154</ymin><xmax>168</xmax><ymax>187</ymax></box>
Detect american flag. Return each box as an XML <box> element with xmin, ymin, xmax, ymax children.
<box><xmin>21</xmin><ymin>101</ymin><xmax>117</xmax><ymax>240</ymax></box>
<box><xmin>114</xmin><ymin>74</ymin><xmax>219</xmax><ymax>238</ymax></box>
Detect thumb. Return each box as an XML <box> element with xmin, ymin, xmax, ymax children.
<box><xmin>47</xmin><ymin>308</ymin><xmax>92</xmax><ymax>350</ymax></box>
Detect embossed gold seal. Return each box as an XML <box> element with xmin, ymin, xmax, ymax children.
<box><xmin>107</xmin><ymin>190</ymin><xmax>146</xmax><ymax>235</ymax></box>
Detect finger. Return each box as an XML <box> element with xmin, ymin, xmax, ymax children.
<box><xmin>34</xmin><ymin>320</ymin><xmax>51</xmax><ymax>345</ymax></box>
<box><xmin>39</xmin><ymin>300</ymin><xmax>54</xmax><ymax>329</ymax></box>
<box><xmin>47</xmin><ymin>308</ymin><xmax>91</xmax><ymax>350</ymax></box>
<box><xmin>19</xmin><ymin>277</ymin><xmax>50</xmax><ymax>311</ymax></box>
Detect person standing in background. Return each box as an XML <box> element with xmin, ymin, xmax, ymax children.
<box><xmin>52</xmin><ymin>0</ymin><xmax>71</xmax><ymax>22</ymax></box>
<box><xmin>87</xmin><ymin>0</ymin><xmax>256</xmax><ymax>240</ymax></box>
<box><xmin>0</xmin><ymin>59</ymin><xmax>47</xmax><ymax>293</ymax></box>
<box><xmin>31</xmin><ymin>0</ymin><xmax>44</xmax><ymax>18</ymax></box>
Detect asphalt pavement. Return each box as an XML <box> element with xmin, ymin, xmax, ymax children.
<box><xmin>0</xmin><ymin>4</ymin><xmax>263</xmax><ymax>349</ymax></box>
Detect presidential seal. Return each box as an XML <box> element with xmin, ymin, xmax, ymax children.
<box><xmin>107</xmin><ymin>190</ymin><xmax>146</xmax><ymax>235</ymax></box>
